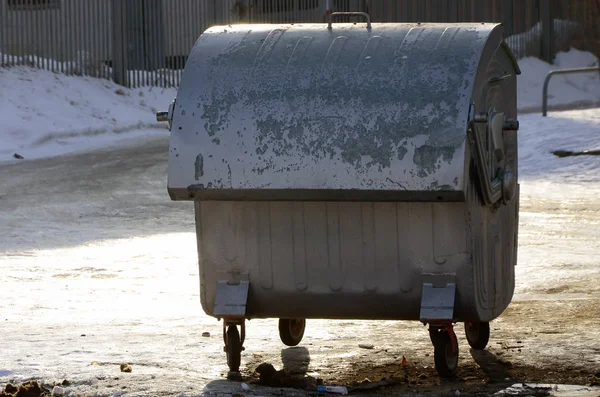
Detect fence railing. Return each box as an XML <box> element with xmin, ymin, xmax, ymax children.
<box><xmin>1</xmin><ymin>0</ymin><xmax>599</xmax><ymax>87</ymax></box>
<box><xmin>542</xmin><ymin>67</ymin><xmax>600</xmax><ymax>116</ymax></box>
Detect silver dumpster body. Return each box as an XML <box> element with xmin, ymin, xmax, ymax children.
<box><xmin>166</xmin><ymin>22</ymin><xmax>520</xmax><ymax>325</ymax></box>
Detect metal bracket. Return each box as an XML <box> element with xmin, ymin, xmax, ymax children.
<box><xmin>419</xmin><ymin>283</ymin><xmax>456</xmax><ymax>322</ymax></box>
<box><xmin>214</xmin><ymin>280</ymin><xmax>249</xmax><ymax>318</ymax></box>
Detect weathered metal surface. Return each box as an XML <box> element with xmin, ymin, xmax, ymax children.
<box><xmin>420</xmin><ymin>283</ymin><xmax>457</xmax><ymax>321</ymax></box>
<box><xmin>167</xmin><ymin>22</ymin><xmax>507</xmax><ymax>201</ymax></box>
<box><xmin>213</xmin><ymin>280</ymin><xmax>249</xmax><ymax>317</ymax></box>
<box><xmin>195</xmin><ymin>200</ymin><xmax>469</xmax><ymax>320</ymax></box>
<box><xmin>178</xmin><ymin>21</ymin><xmax>520</xmax><ymax>323</ymax></box>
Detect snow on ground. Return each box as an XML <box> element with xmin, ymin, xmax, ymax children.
<box><xmin>519</xmin><ymin>108</ymin><xmax>600</xmax><ymax>184</ymax></box>
<box><xmin>1</xmin><ymin>47</ymin><xmax>599</xmax><ymax>164</ymax></box>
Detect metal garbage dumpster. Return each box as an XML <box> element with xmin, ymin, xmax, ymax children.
<box><xmin>158</xmin><ymin>15</ymin><xmax>521</xmax><ymax>378</ymax></box>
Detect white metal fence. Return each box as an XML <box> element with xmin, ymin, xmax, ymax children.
<box><xmin>1</xmin><ymin>0</ymin><xmax>597</xmax><ymax>87</ymax></box>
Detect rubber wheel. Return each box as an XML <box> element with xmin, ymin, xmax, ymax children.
<box><xmin>431</xmin><ymin>330</ymin><xmax>459</xmax><ymax>378</ymax></box>
<box><xmin>464</xmin><ymin>321</ymin><xmax>490</xmax><ymax>350</ymax></box>
<box><xmin>278</xmin><ymin>318</ymin><xmax>306</xmax><ymax>347</ymax></box>
<box><xmin>226</xmin><ymin>325</ymin><xmax>242</xmax><ymax>372</ymax></box>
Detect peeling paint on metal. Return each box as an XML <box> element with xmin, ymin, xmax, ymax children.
<box><xmin>168</xmin><ymin>23</ymin><xmax>501</xmax><ymax>195</ymax></box>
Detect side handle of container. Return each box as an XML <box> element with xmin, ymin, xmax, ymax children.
<box><xmin>156</xmin><ymin>98</ymin><xmax>176</xmax><ymax>131</ymax></box>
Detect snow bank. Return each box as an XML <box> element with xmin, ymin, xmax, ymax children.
<box><xmin>0</xmin><ymin>66</ymin><xmax>177</xmax><ymax>163</ymax></box>
<box><xmin>518</xmin><ymin>48</ymin><xmax>600</xmax><ymax>111</ymax></box>
<box><xmin>0</xmin><ymin>51</ymin><xmax>182</xmax><ymax>85</ymax></box>
<box><xmin>0</xmin><ymin>47</ymin><xmax>599</xmax><ymax>164</ymax></box>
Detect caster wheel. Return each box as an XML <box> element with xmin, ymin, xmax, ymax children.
<box><xmin>431</xmin><ymin>329</ymin><xmax>458</xmax><ymax>378</ymax></box>
<box><xmin>226</xmin><ymin>325</ymin><xmax>242</xmax><ymax>372</ymax></box>
<box><xmin>278</xmin><ymin>318</ymin><xmax>306</xmax><ymax>347</ymax></box>
<box><xmin>464</xmin><ymin>321</ymin><xmax>490</xmax><ymax>350</ymax></box>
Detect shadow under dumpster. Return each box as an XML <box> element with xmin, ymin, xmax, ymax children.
<box><xmin>470</xmin><ymin>348</ymin><xmax>512</xmax><ymax>384</ymax></box>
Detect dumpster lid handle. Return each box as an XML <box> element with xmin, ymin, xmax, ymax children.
<box><xmin>327</xmin><ymin>12</ymin><xmax>371</xmax><ymax>30</ymax></box>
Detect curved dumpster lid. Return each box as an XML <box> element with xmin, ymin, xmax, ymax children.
<box><xmin>167</xmin><ymin>22</ymin><xmax>519</xmax><ymax>201</ymax></box>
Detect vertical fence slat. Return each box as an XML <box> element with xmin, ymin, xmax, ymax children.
<box><xmin>35</xmin><ymin>0</ymin><xmax>39</xmax><ymax>67</ymax></box>
<box><xmin>90</xmin><ymin>0</ymin><xmax>95</xmax><ymax>77</ymax></box>
<box><xmin>105</xmin><ymin>0</ymin><xmax>111</xmax><ymax>80</ymax></box>
<box><xmin>58</xmin><ymin>0</ymin><xmax>64</xmax><ymax>73</ymax></box>
<box><xmin>63</xmin><ymin>0</ymin><xmax>68</xmax><ymax>73</ymax></box>
<box><xmin>87</xmin><ymin>0</ymin><xmax>92</xmax><ymax>77</ymax></box>
<box><xmin>170</xmin><ymin>0</ymin><xmax>176</xmax><ymax>86</ymax></box>
<box><xmin>1</xmin><ymin>2</ymin><xmax>5</xmax><ymax>64</ymax></box>
<box><xmin>138</xmin><ymin>0</ymin><xmax>143</xmax><ymax>88</ymax></box>
<box><xmin>69</xmin><ymin>0</ymin><xmax>74</xmax><ymax>74</ymax></box>
<box><xmin>95</xmin><ymin>0</ymin><xmax>101</xmax><ymax>79</ymax></box>
<box><xmin>23</xmin><ymin>0</ymin><xmax>28</xmax><ymax>64</ymax></box>
<box><xmin>160</xmin><ymin>0</ymin><xmax>165</xmax><ymax>88</ymax></box>
<box><xmin>153</xmin><ymin>0</ymin><xmax>160</xmax><ymax>87</ymax></box>
<box><xmin>26</xmin><ymin>0</ymin><xmax>32</xmax><ymax>64</ymax></box>
<box><xmin>148</xmin><ymin>0</ymin><xmax>154</xmax><ymax>87</ymax></box>
<box><xmin>184</xmin><ymin>0</ymin><xmax>191</xmax><ymax>75</ymax></box>
<box><xmin>2</xmin><ymin>2</ymin><xmax>7</xmax><ymax>65</ymax></box>
<box><xmin>11</xmin><ymin>1</ymin><xmax>16</xmax><ymax>63</ymax></box>
<box><xmin>48</xmin><ymin>1</ymin><xmax>52</xmax><ymax>69</ymax></box>
<box><xmin>44</xmin><ymin>1</ymin><xmax>49</xmax><ymax>69</ymax></box>
<box><xmin>98</xmin><ymin>0</ymin><xmax>104</xmax><ymax>79</ymax></box>
<box><xmin>181</xmin><ymin>0</ymin><xmax>187</xmax><ymax>86</ymax></box>
<box><xmin>4</xmin><ymin>2</ymin><xmax>8</xmax><ymax>64</ymax></box>
<box><xmin>50</xmin><ymin>0</ymin><xmax>54</xmax><ymax>70</ymax></box>
<box><xmin>155</xmin><ymin>0</ymin><xmax>160</xmax><ymax>87</ymax></box>
<box><xmin>170</xmin><ymin>0</ymin><xmax>176</xmax><ymax>87</ymax></box>
<box><xmin>136</xmin><ymin>1</ymin><xmax>141</xmax><ymax>88</ymax></box>
<box><xmin>34</xmin><ymin>0</ymin><xmax>39</xmax><ymax>68</ymax></box>
<box><xmin>17</xmin><ymin>1</ymin><xmax>23</xmax><ymax>62</ymax></box>
<box><xmin>77</xmin><ymin>0</ymin><xmax>81</xmax><ymax>74</ymax></box>
<box><xmin>164</xmin><ymin>0</ymin><xmax>170</xmax><ymax>88</ymax></box>
<box><xmin>81</xmin><ymin>0</ymin><xmax>86</xmax><ymax>76</ymax></box>
<box><xmin>12</xmin><ymin>0</ymin><xmax>16</xmax><ymax>62</ymax></box>
<box><xmin>137</xmin><ymin>0</ymin><xmax>142</xmax><ymax>88</ymax></box>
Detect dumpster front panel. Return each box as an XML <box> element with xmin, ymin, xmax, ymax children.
<box><xmin>462</xmin><ymin>40</ymin><xmax>520</xmax><ymax>322</ymax></box>
<box><xmin>195</xmin><ymin>200</ymin><xmax>472</xmax><ymax>320</ymax></box>
<box><xmin>168</xmin><ymin>23</ymin><xmax>503</xmax><ymax>201</ymax></box>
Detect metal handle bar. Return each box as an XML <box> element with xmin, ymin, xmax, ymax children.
<box><xmin>327</xmin><ymin>12</ymin><xmax>371</xmax><ymax>29</ymax></box>
<box><xmin>542</xmin><ymin>67</ymin><xmax>600</xmax><ymax>116</ymax></box>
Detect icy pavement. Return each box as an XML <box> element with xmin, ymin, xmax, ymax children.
<box><xmin>1</xmin><ymin>106</ymin><xmax>600</xmax><ymax>395</ymax></box>
<box><xmin>1</xmin><ymin>51</ymin><xmax>600</xmax><ymax>396</ymax></box>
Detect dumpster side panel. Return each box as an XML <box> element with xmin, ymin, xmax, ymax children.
<box><xmin>195</xmin><ymin>200</ymin><xmax>469</xmax><ymax>320</ymax></box>
<box><xmin>463</xmin><ymin>40</ymin><xmax>519</xmax><ymax>322</ymax></box>
<box><xmin>168</xmin><ymin>23</ymin><xmax>500</xmax><ymax>201</ymax></box>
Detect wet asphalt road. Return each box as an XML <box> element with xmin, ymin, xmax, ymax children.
<box><xmin>0</xmin><ymin>136</ymin><xmax>193</xmax><ymax>253</ymax></box>
<box><xmin>1</xmin><ymin>136</ymin><xmax>600</xmax><ymax>397</ymax></box>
